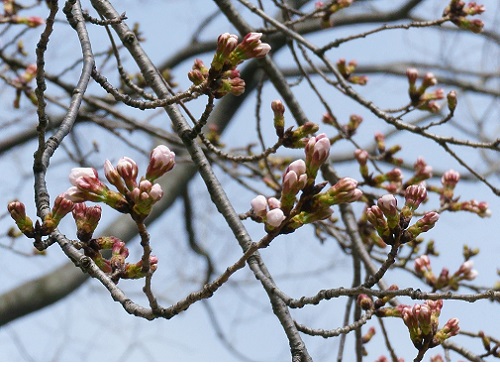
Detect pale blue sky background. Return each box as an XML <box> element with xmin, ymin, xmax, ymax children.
<box><xmin>0</xmin><ymin>0</ymin><xmax>498</xmax><ymax>362</ymax></box>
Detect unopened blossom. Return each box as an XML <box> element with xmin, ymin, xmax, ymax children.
<box><xmin>377</xmin><ymin>194</ymin><xmax>399</xmax><ymax>229</ymax></box>
<box><xmin>317</xmin><ymin>177</ymin><xmax>363</xmax><ymax>206</ymax></box>
<box><xmin>454</xmin><ymin>260</ymin><xmax>478</xmax><ymax>281</ymax></box>
<box><xmin>123</xmin><ymin>255</ymin><xmax>159</xmax><ymax>279</ymax></box>
<box><xmin>357</xmin><ymin>294</ymin><xmax>374</xmax><ymax>311</ymax></box>
<box><xmin>441</xmin><ymin>169</ymin><xmax>460</xmax><ymax>201</ymax></box>
<box><xmin>414</xmin><ymin>254</ymin><xmax>432</xmax><ymax>276</ymax></box>
<box><xmin>405</xmin><ymin>211</ymin><xmax>440</xmax><ymax>240</ymax></box>
<box><xmin>404</xmin><ymin>184</ymin><xmax>427</xmax><ymax>211</ymax></box>
<box><xmin>434</xmin><ymin>318</ymin><xmax>460</xmax><ymax>344</ymax></box>
<box><xmin>43</xmin><ymin>195</ymin><xmax>75</xmax><ymax>232</ymax></box>
<box><xmin>145</xmin><ymin>145</ymin><xmax>176</xmax><ymax>182</ymax></box>
<box><xmin>129</xmin><ymin>180</ymin><xmax>164</xmax><ymax>220</ymax></box>
<box><xmin>453</xmin><ymin>199</ymin><xmax>491</xmax><ymax>217</ymax></box>
<box><xmin>267</xmin><ymin>197</ymin><xmax>281</xmax><ymax>210</ymax></box>
<box><xmin>305</xmin><ymin>133</ymin><xmax>331</xmax><ymax>178</ymax></box>
<box><xmin>104</xmin><ymin>159</ymin><xmax>128</xmax><ymax>195</ymax></box>
<box><xmin>441</xmin><ymin>169</ymin><xmax>460</xmax><ymax>188</ymax></box>
<box><xmin>251</xmin><ymin>195</ymin><xmax>268</xmax><ymax>217</ymax></box>
<box><xmin>282</xmin><ymin>160</ymin><xmax>307</xmax><ymax>200</ymax></box>
<box><xmin>215</xmin><ymin>69</ymin><xmax>246</xmax><ymax>97</ymax></box>
<box><xmin>7</xmin><ymin>200</ymin><xmax>35</xmax><ymax>237</ymax></box>
<box><xmin>354</xmin><ymin>149</ymin><xmax>368</xmax><ymax>165</ymax></box>
<box><xmin>211</xmin><ymin>33</ymin><xmax>239</xmax><ymax>71</ymax></box>
<box><xmin>271</xmin><ymin>100</ymin><xmax>285</xmax><ymax>136</ymax></box>
<box><xmin>345</xmin><ymin>114</ymin><xmax>363</xmax><ymax>135</ymax></box>
<box><xmin>116</xmin><ymin>157</ymin><xmax>139</xmax><ymax>190</ymax></box>
<box><xmin>266</xmin><ymin>208</ymin><xmax>286</xmax><ymax>228</ymax></box>
<box><xmin>447</xmin><ymin>90</ymin><xmax>457</xmax><ymax>111</ymax></box>
<box><xmin>366</xmin><ymin>205</ymin><xmax>390</xmax><ymax>241</ymax></box>
<box><xmin>361</xmin><ymin>326</ymin><xmax>376</xmax><ymax>344</ymax></box>
<box><xmin>72</xmin><ymin>203</ymin><xmax>102</xmax><ymax>242</ymax></box>
<box><xmin>288</xmin><ymin>122</ymin><xmax>320</xmax><ymax>147</ymax></box>
<box><xmin>69</xmin><ymin>167</ymin><xmax>108</xmax><ymax>196</ymax></box>
<box><xmin>228</xmin><ymin>32</ymin><xmax>271</xmax><ymax>66</ymax></box>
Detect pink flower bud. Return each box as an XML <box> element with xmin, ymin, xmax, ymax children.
<box><xmin>145</xmin><ymin>145</ymin><xmax>176</xmax><ymax>182</ymax></box>
<box><xmin>251</xmin><ymin>195</ymin><xmax>268</xmax><ymax>217</ymax></box>
<box><xmin>305</xmin><ymin>133</ymin><xmax>331</xmax><ymax>178</ymax></box>
<box><xmin>441</xmin><ymin>169</ymin><xmax>460</xmax><ymax>188</ymax></box>
<box><xmin>104</xmin><ymin>160</ymin><xmax>128</xmax><ymax>194</ymax></box>
<box><xmin>68</xmin><ymin>167</ymin><xmax>108</xmax><ymax>197</ymax></box>
<box><xmin>406</xmin><ymin>68</ymin><xmax>418</xmax><ymax>85</ymax></box>
<box><xmin>267</xmin><ymin>197</ymin><xmax>281</xmax><ymax>210</ymax></box>
<box><xmin>405</xmin><ymin>184</ymin><xmax>427</xmax><ymax>210</ymax></box>
<box><xmin>354</xmin><ymin>149</ymin><xmax>368</xmax><ymax>165</ymax></box>
<box><xmin>266</xmin><ymin>208</ymin><xmax>286</xmax><ymax>227</ymax></box>
<box><xmin>116</xmin><ymin>157</ymin><xmax>138</xmax><ymax>190</ymax></box>
<box><xmin>377</xmin><ymin>194</ymin><xmax>398</xmax><ymax>217</ymax></box>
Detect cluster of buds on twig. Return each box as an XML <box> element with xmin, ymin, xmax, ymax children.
<box><xmin>250</xmin><ymin>129</ymin><xmax>363</xmax><ymax>234</ymax></box>
<box><xmin>188</xmin><ymin>32</ymin><xmax>271</xmax><ymax>98</ymax></box>
<box><xmin>11</xmin><ymin>64</ymin><xmax>38</xmax><ymax>108</ymax></box>
<box><xmin>365</xmin><ymin>185</ymin><xmax>439</xmax><ymax>246</ymax></box>
<box><xmin>8</xmin><ymin>145</ymin><xmax>175</xmax><ymax>246</ymax></box>
<box><xmin>336</xmin><ymin>58</ymin><xmax>368</xmax><ymax>85</ymax></box>
<box><xmin>65</xmin><ymin>145</ymin><xmax>175</xmax><ymax>222</ymax></box>
<box><xmin>405</xmin><ymin>157</ymin><xmax>433</xmax><ymax>186</ymax></box>
<box><xmin>85</xmin><ymin>236</ymin><xmax>157</xmax><ymax>282</ymax></box>
<box><xmin>315</xmin><ymin>0</ymin><xmax>354</xmax><ymax>28</ymax></box>
<box><xmin>251</xmin><ymin>195</ymin><xmax>286</xmax><ymax>231</ymax></box>
<box><xmin>8</xmin><ymin>194</ymin><xmax>75</xmax><ymax>245</ymax></box>
<box><xmin>443</xmin><ymin>0</ymin><xmax>485</xmax><ymax>33</ymax></box>
<box><xmin>435</xmin><ymin>169</ymin><xmax>491</xmax><ymax>217</ymax></box>
<box><xmin>406</xmin><ymin>68</ymin><xmax>454</xmax><ymax>113</ymax></box>
<box><xmin>371</xmin><ymin>298</ymin><xmax>459</xmax><ymax>355</ymax></box>
<box><xmin>1</xmin><ymin>1</ymin><xmax>44</xmax><ymax>28</ymax></box>
<box><xmin>414</xmin><ymin>254</ymin><xmax>478</xmax><ymax>290</ymax></box>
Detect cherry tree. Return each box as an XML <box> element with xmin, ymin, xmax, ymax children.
<box><xmin>1</xmin><ymin>0</ymin><xmax>499</xmax><ymax>362</ymax></box>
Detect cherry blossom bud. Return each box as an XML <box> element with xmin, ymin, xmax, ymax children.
<box><xmin>305</xmin><ymin>133</ymin><xmax>330</xmax><ymax>178</ymax></box>
<box><xmin>357</xmin><ymin>294</ymin><xmax>373</xmax><ymax>310</ymax></box>
<box><xmin>72</xmin><ymin>203</ymin><xmax>102</xmax><ymax>242</ymax></box>
<box><xmin>266</xmin><ymin>208</ymin><xmax>286</xmax><ymax>228</ymax></box>
<box><xmin>229</xmin><ymin>32</ymin><xmax>271</xmax><ymax>66</ymax></box>
<box><xmin>211</xmin><ymin>33</ymin><xmax>239</xmax><ymax>71</ymax></box>
<box><xmin>366</xmin><ymin>205</ymin><xmax>390</xmax><ymax>240</ymax></box>
<box><xmin>405</xmin><ymin>211</ymin><xmax>439</xmax><ymax>239</ymax></box>
<box><xmin>271</xmin><ymin>100</ymin><xmax>285</xmax><ymax>136</ymax></box>
<box><xmin>145</xmin><ymin>145</ymin><xmax>176</xmax><ymax>182</ymax></box>
<box><xmin>7</xmin><ymin>200</ymin><xmax>35</xmax><ymax>237</ymax></box>
<box><xmin>354</xmin><ymin>149</ymin><xmax>368</xmax><ymax>165</ymax></box>
<box><xmin>361</xmin><ymin>326</ymin><xmax>376</xmax><ymax>344</ymax></box>
<box><xmin>267</xmin><ymin>197</ymin><xmax>281</xmax><ymax>210</ymax></box>
<box><xmin>116</xmin><ymin>157</ymin><xmax>138</xmax><ymax>190</ymax></box>
<box><xmin>377</xmin><ymin>194</ymin><xmax>398</xmax><ymax>229</ymax></box>
<box><xmin>447</xmin><ymin>90</ymin><xmax>457</xmax><ymax>111</ymax></box>
<box><xmin>188</xmin><ymin>69</ymin><xmax>206</xmax><ymax>85</ymax></box>
<box><xmin>404</xmin><ymin>184</ymin><xmax>427</xmax><ymax>210</ymax></box>
<box><xmin>406</xmin><ymin>68</ymin><xmax>419</xmax><ymax>85</ymax></box>
<box><xmin>251</xmin><ymin>195</ymin><xmax>268</xmax><ymax>217</ymax></box>
<box><xmin>104</xmin><ymin>160</ymin><xmax>128</xmax><ymax>195</ymax></box>
<box><xmin>441</xmin><ymin>169</ymin><xmax>460</xmax><ymax>188</ymax></box>
<box><xmin>69</xmin><ymin>167</ymin><xmax>108</xmax><ymax>196</ymax></box>
<box><xmin>42</xmin><ymin>194</ymin><xmax>75</xmax><ymax>233</ymax></box>
<box><xmin>414</xmin><ymin>254</ymin><xmax>432</xmax><ymax>275</ymax></box>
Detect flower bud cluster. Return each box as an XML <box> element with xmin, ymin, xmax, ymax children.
<box><xmin>414</xmin><ymin>254</ymin><xmax>478</xmax><ymax>290</ymax></box>
<box><xmin>86</xmin><ymin>236</ymin><xmax>158</xmax><ymax>281</ymax></box>
<box><xmin>377</xmin><ymin>299</ymin><xmax>459</xmax><ymax>351</ymax></box>
<box><xmin>251</xmin><ymin>195</ymin><xmax>286</xmax><ymax>230</ymax></box>
<box><xmin>188</xmin><ymin>32</ymin><xmax>271</xmax><ymax>98</ymax></box>
<box><xmin>336</xmin><ymin>58</ymin><xmax>368</xmax><ymax>85</ymax></box>
<box><xmin>366</xmin><ymin>186</ymin><xmax>439</xmax><ymax>246</ymax></box>
<box><xmin>406</xmin><ymin>68</ymin><xmax>447</xmax><ymax>112</ymax></box>
<box><xmin>62</xmin><ymin>145</ymin><xmax>174</xmax><ymax>221</ymax></box>
<box><xmin>405</xmin><ymin>157</ymin><xmax>432</xmax><ymax>187</ymax></box>
<box><xmin>250</xmin><ymin>132</ymin><xmax>363</xmax><ymax>233</ymax></box>
<box><xmin>443</xmin><ymin>0</ymin><xmax>485</xmax><ymax>33</ymax></box>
